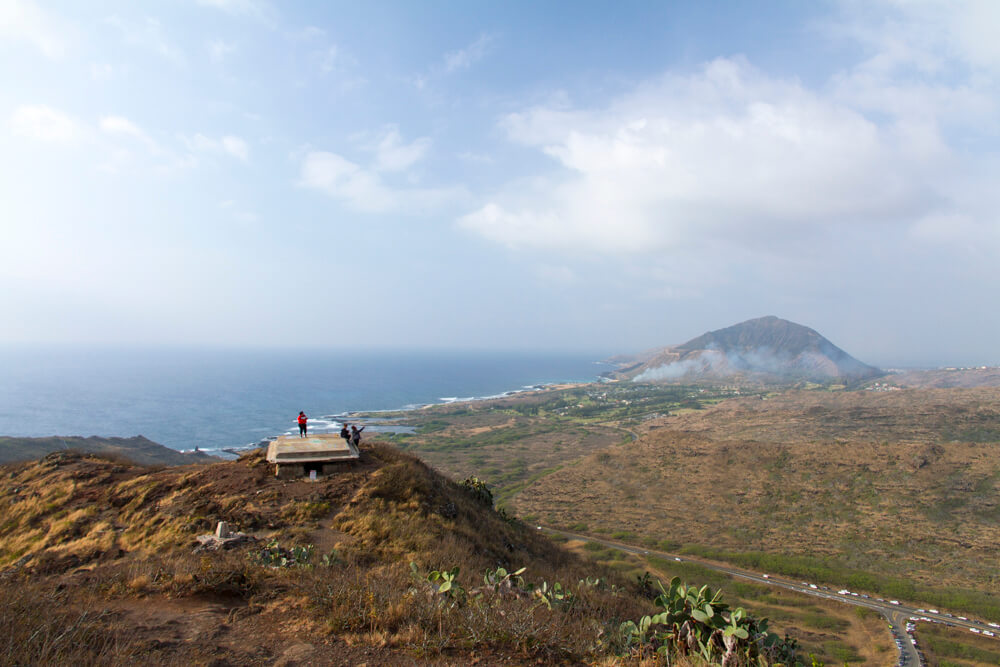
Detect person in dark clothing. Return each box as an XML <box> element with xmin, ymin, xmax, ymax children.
<box><xmin>340</xmin><ymin>423</ymin><xmax>351</xmax><ymax>443</ymax></box>
<box><xmin>350</xmin><ymin>424</ymin><xmax>364</xmax><ymax>447</ymax></box>
<box><xmin>297</xmin><ymin>411</ymin><xmax>308</xmax><ymax>437</ymax></box>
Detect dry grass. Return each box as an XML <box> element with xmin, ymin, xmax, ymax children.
<box><xmin>571</xmin><ymin>543</ymin><xmax>895</xmax><ymax>665</ymax></box>
<box><xmin>294</xmin><ymin>557</ymin><xmax>644</xmax><ymax>662</ymax></box>
<box><xmin>917</xmin><ymin>622</ymin><xmax>1000</xmax><ymax>666</ymax></box>
<box><xmin>0</xmin><ymin>579</ymin><xmax>141</xmax><ymax>666</ymax></box>
<box><xmin>515</xmin><ymin>388</ymin><xmax>1000</xmax><ymax>603</ymax></box>
<box><xmin>377</xmin><ymin>401</ymin><xmax>618</xmax><ymax>506</ymax></box>
<box><xmin>2</xmin><ymin>443</ymin><xmax>708</xmax><ymax>665</ymax></box>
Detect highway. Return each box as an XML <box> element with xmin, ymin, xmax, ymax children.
<box><xmin>540</xmin><ymin>526</ymin><xmax>1000</xmax><ymax>665</ymax></box>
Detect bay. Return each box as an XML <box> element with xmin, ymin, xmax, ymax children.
<box><xmin>0</xmin><ymin>346</ymin><xmax>606</xmax><ymax>453</ymax></box>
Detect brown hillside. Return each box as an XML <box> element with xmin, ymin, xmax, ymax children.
<box><xmin>514</xmin><ymin>388</ymin><xmax>1000</xmax><ymax>601</ymax></box>
<box><xmin>0</xmin><ymin>444</ymin><xmax>648</xmax><ymax>665</ymax></box>
<box><xmin>0</xmin><ymin>435</ymin><xmax>221</xmax><ymax>466</ymax></box>
<box><xmin>887</xmin><ymin>367</ymin><xmax>1000</xmax><ymax>388</ymax></box>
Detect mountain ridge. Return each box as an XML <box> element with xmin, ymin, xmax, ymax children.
<box><xmin>0</xmin><ymin>435</ymin><xmax>220</xmax><ymax>466</ymax></box>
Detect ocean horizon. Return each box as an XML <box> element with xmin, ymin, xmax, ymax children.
<box><xmin>0</xmin><ymin>345</ymin><xmax>609</xmax><ymax>454</ymax></box>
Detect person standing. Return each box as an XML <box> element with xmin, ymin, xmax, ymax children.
<box><xmin>297</xmin><ymin>411</ymin><xmax>308</xmax><ymax>437</ymax></box>
<box><xmin>340</xmin><ymin>423</ymin><xmax>351</xmax><ymax>444</ymax></box>
<box><xmin>350</xmin><ymin>424</ymin><xmax>365</xmax><ymax>447</ymax></box>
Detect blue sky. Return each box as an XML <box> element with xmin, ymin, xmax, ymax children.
<box><xmin>1</xmin><ymin>0</ymin><xmax>998</xmax><ymax>366</ymax></box>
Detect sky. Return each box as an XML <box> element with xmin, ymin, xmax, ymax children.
<box><xmin>1</xmin><ymin>0</ymin><xmax>998</xmax><ymax>366</ymax></box>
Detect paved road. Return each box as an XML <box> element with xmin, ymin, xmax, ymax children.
<box><xmin>540</xmin><ymin>527</ymin><xmax>1000</xmax><ymax>665</ymax></box>
<box><xmin>593</xmin><ymin>420</ymin><xmax>639</xmax><ymax>442</ymax></box>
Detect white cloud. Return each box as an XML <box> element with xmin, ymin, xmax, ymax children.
<box><xmin>460</xmin><ymin>47</ymin><xmax>992</xmax><ymax>257</ymax></box>
<box><xmin>299</xmin><ymin>150</ymin><xmax>462</xmax><ymax>214</ymax></box>
<box><xmin>299</xmin><ymin>152</ymin><xmax>395</xmax><ymax>213</ymax></box>
<box><xmin>951</xmin><ymin>0</ymin><xmax>1000</xmax><ymax>70</ymax></box>
<box><xmin>208</xmin><ymin>38</ymin><xmax>236</xmax><ymax>63</ymax></box>
<box><xmin>302</xmin><ymin>39</ymin><xmax>363</xmax><ymax>89</ymax></box>
<box><xmin>197</xmin><ymin>0</ymin><xmax>269</xmax><ymax>20</ymax></box>
<box><xmin>221</xmin><ymin>136</ymin><xmax>249</xmax><ymax>160</ymax></box>
<box><xmin>410</xmin><ymin>33</ymin><xmax>494</xmax><ymax>90</ymax></box>
<box><xmin>373</xmin><ymin>126</ymin><xmax>430</xmax><ymax>172</ymax></box>
<box><xmin>825</xmin><ymin>3</ymin><xmax>999</xmax><ymax>126</ymax></box>
<box><xmin>100</xmin><ymin>115</ymin><xmax>160</xmax><ymax>153</ymax></box>
<box><xmin>9</xmin><ymin>104</ymin><xmax>80</xmax><ymax>143</ymax></box>
<box><xmin>457</xmin><ymin>151</ymin><xmax>494</xmax><ymax>164</ymax></box>
<box><xmin>182</xmin><ymin>133</ymin><xmax>250</xmax><ymax>161</ymax></box>
<box><xmin>89</xmin><ymin>63</ymin><xmax>114</xmax><ymax>80</ymax></box>
<box><xmin>318</xmin><ymin>45</ymin><xmax>339</xmax><ymax>73</ymax></box>
<box><xmin>0</xmin><ymin>0</ymin><xmax>72</xmax><ymax>59</ymax></box>
<box><xmin>834</xmin><ymin>0</ymin><xmax>1000</xmax><ymax>76</ymax></box>
<box><xmin>296</xmin><ymin>26</ymin><xmax>325</xmax><ymax>40</ymax></box>
<box><xmin>444</xmin><ymin>34</ymin><xmax>493</xmax><ymax>73</ymax></box>
<box><xmin>219</xmin><ymin>199</ymin><xmax>257</xmax><ymax>223</ymax></box>
<box><xmin>104</xmin><ymin>15</ymin><xmax>183</xmax><ymax>64</ymax></box>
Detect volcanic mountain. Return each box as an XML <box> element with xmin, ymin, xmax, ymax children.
<box><xmin>614</xmin><ymin>316</ymin><xmax>883</xmax><ymax>383</ymax></box>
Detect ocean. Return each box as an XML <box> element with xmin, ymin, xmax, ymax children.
<box><xmin>0</xmin><ymin>346</ymin><xmax>607</xmax><ymax>455</ymax></box>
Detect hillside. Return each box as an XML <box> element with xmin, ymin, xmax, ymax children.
<box><xmin>0</xmin><ymin>444</ymin><xmax>594</xmax><ymax>664</ymax></box>
<box><xmin>613</xmin><ymin>316</ymin><xmax>882</xmax><ymax>383</ymax></box>
<box><xmin>0</xmin><ymin>435</ymin><xmax>220</xmax><ymax>466</ymax></box>
<box><xmin>514</xmin><ymin>388</ymin><xmax>1000</xmax><ymax>614</ymax></box>
<box><xmin>0</xmin><ymin>441</ymin><xmax>808</xmax><ymax>665</ymax></box>
<box><xmin>887</xmin><ymin>367</ymin><xmax>1000</xmax><ymax>388</ymax></box>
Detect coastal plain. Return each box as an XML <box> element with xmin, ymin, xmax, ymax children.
<box><xmin>365</xmin><ymin>375</ymin><xmax>1000</xmax><ymax>664</ymax></box>
<box><xmin>5</xmin><ymin>372</ymin><xmax>1000</xmax><ymax>664</ymax></box>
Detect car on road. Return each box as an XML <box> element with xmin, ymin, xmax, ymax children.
<box><xmin>762</xmin><ymin>574</ymin><xmax>769</xmax><ymax>578</ymax></box>
<box><xmin>890</xmin><ymin>600</ymin><xmax>900</xmax><ymax>605</ymax></box>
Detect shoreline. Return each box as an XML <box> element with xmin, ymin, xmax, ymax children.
<box><xmin>183</xmin><ymin>379</ymin><xmax>601</xmax><ymax>458</ymax></box>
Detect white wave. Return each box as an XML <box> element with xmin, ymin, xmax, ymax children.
<box><xmin>441</xmin><ymin>396</ymin><xmax>475</xmax><ymax>403</ymax></box>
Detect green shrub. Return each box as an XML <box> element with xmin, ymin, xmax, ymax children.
<box><xmin>620</xmin><ymin>576</ymin><xmax>800</xmax><ymax>664</ymax></box>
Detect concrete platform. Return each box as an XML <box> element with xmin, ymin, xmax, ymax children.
<box><xmin>266</xmin><ymin>434</ymin><xmax>359</xmax><ymax>478</ymax></box>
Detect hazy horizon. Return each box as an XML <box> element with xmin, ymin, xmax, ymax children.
<box><xmin>3</xmin><ymin>1</ymin><xmax>999</xmax><ymax>366</ymax></box>
<box><xmin>0</xmin><ymin>337</ymin><xmax>990</xmax><ymax>371</ymax></box>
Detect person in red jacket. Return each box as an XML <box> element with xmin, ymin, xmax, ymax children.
<box><xmin>297</xmin><ymin>411</ymin><xmax>307</xmax><ymax>437</ymax></box>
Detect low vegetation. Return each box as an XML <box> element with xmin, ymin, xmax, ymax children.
<box><xmin>7</xmin><ymin>381</ymin><xmax>997</xmax><ymax>662</ymax></box>
<box><xmin>347</xmin><ymin>382</ymin><xmax>1000</xmax><ymax>660</ymax></box>
<box><xmin>917</xmin><ymin>623</ymin><xmax>1000</xmax><ymax>666</ymax></box>
<box><xmin>0</xmin><ymin>435</ymin><xmax>217</xmax><ymax>466</ymax></box>
<box><xmin>0</xmin><ymin>444</ymin><xmax>814</xmax><ymax>665</ymax></box>
<box><xmin>619</xmin><ymin>577</ymin><xmax>799</xmax><ymax>664</ymax></box>
<box><xmin>512</xmin><ymin>387</ymin><xmax>1000</xmax><ymax>604</ymax></box>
